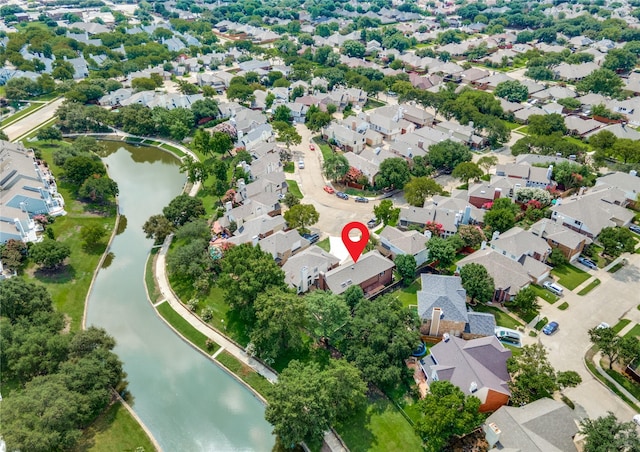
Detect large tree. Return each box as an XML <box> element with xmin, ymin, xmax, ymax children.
<box><xmin>427</xmin><ymin>236</ymin><xmax>457</xmax><ymax>270</ymax></box>
<box><xmin>209</xmin><ymin>131</ymin><xmax>234</xmax><ymax>156</ymax></box>
<box><xmin>304</xmin><ymin>290</ymin><xmax>350</xmax><ymax>345</ymax></box>
<box><xmin>373</xmin><ymin>199</ymin><xmax>400</xmax><ymax>226</ymax></box>
<box><xmin>484</xmin><ymin>198</ymin><xmax>518</xmax><ymax>233</ymax></box>
<box><xmin>162</xmin><ymin>194</ymin><xmax>205</xmax><ymax>227</ymax></box>
<box><xmin>580</xmin><ymin>413</ymin><xmax>640</xmax><ymax>452</ymax></box>
<box><xmin>63</xmin><ymin>155</ymin><xmax>106</xmax><ymax>186</ymax></box>
<box><xmin>451</xmin><ymin>161</ymin><xmax>483</xmax><ymax>187</ymax></box>
<box><xmin>265</xmin><ymin>359</ymin><xmax>367</xmax><ymax>447</ymax></box>
<box><xmin>404</xmin><ymin>177</ymin><xmax>444</xmax><ymax>207</ymax></box>
<box><xmin>250</xmin><ymin>288</ymin><xmax>308</xmax><ymax>362</ymax></box>
<box><xmin>142</xmin><ymin>214</ymin><xmax>174</xmax><ymax>244</ymax></box>
<box><xmin>29</xmin><ymin>239</ymin><xmax>71</xmax><ymax>269</ymax></box>
<box><xmin>219</xmin><ymin>243</ymin><xmax>287</xmax><ymax>323</ymax></box>
<box><xmin>427</xmin><ymin>139</ymin><xmax>473</xmax><ymax>172</ymax></box>
<box><xmin>507</xmin><ymin>344</ymin><xmax>580</xmax><ymax>405</ymax></box>
<box><xmin>395</xmin><ymin>254</ymin><xmax>417</xmax><ymax>285</ymax></box>
<box><xmin>415</xmin><ymin>381</ymin><xmax>484</xmax><ymax>452</ymax></box>
<box><xmin>576</xmin><ymin>68</ymin><xmax>623</xmax><ymax>96</ymax></box>
<box><xmin>507</xmin><ymin>286</ymin><xmax>540</xmax><ymax>318</ymax></box>
<box><xmin>375</xmin><ymin>157</ymin><xmax>411</xmax><ymax>189</ymax></box>
<box><xmin>0</xmin><ymin>239</ymin><xmax>28</xmax><ymax>272</ymax></box>
<box><xmin>322</xmin><ymin>153</ymin><xmax>350</xmax><ymax>182</ymax></box>
<box><xmin>78</xmin><ymin>176</ymin><xmax>119</xmax><ymax>203</ymax></box>
<box><xmin>342</xmin><ymin>294</ymin><xmax>420</xmax><ymax>389</ymax></box>
<box><xmin>456</xmin><ymin>225</ymin><xmax>486</xmax><ymax>249</ymax></box>
<box><xmin>527</xmin><ymin>113</ymin><xmax>567</xmax><ymax>136</ymax></box>
<box><xmin>588</xmin><ymin>326</ymin><xmax>623</xmax><ymax>370</ymax></box>
<box><xmin>494</xmin><ymin>80</ymin><xmax>528</xmax><ymax>102</ymax></box>
<box><xmin>598</xmin><ymin>226</ymin><xmax>636</xmax><ymax>257</ymax></box>
<box><xmin>283</xmin><ymin>204</ymin><xmax>319</xmax><ymax>234</ymax></box>
<box><xmin>459</xmin><ymin>263</ymin><xmax>495</xmax><ymax>304</ymax></box>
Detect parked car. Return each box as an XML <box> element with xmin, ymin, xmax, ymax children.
<box><xmin>355</xmin><ymin>196</ymin><xmax>369</xmax><ymax>203</ymax></box>
<box><xmin>543</xmin><ymin>281</ymin><xmax>564</xmax><ymax>296</ymax></box>
<box><xmin>596</xmin><ymin>322</ymin><xmax>610</xmax><ymax>330</ymax></box>
<box><xmin>309</xmin><ymin>144</ymin><xmax>315</xmax><ymax>151</ymax></box>
<box><xmin>577</xmin><ymin>256</ymin><xmax>598</xmax><ymax>270</ymax></box>
<box><xmin>323</xmin><ymin>185</ymin><xmax>335</xmax><ymax>194</ymax></box>
<box><xmin>336</xmin><ymin>192</ymin><xmax>349</xmax><ymax>200</ymax></box>
<box><xmin>542</xmin><ymin>321</ymin><xmax>559</xmax><ymax>335</ymax></box>
<box><xmin>302</xmin><ymin>233</ymin><xmax>320</xmax><ymax>244</ymax></box>
<box><xmin>298</xmin><ymin>159</ymin><xmax>305</xmax><ymax>169</ymax></box>
<box><xmin>633</xmin><ymin>414</ymin><xmax>640</xmax><ymax>426</ymax></box>
<box><xmin>629</xmin><ymin>224</ymin><xmax>640</xmax><ymax>234</ymax></box>
<box><xmin>367</xmin><ymin>218</ymin><xmax>378</xmax><ymax>228</ymax></box>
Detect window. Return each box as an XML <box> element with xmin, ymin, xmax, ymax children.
<box><xmin>379</xmin><ymin>271</ymin><xmax>386</xmax><ymax>276</ymax></box>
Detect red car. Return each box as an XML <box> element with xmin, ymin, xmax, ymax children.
<box><xmin>309</xmin><ymin>144</ymin><xmax>315</xmax><ymax>151</ymax></box>
<box><xmin>323</xmin><ymin>185</ymin><xmax>335</xmax><ymax>194</ymax></box>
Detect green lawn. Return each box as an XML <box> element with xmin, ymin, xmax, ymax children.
<box><xmin>535</xmin><ymin>317</ymin><xmax>549</xmax><ymax>331</ymax></box>
<box><xmin>316</xmin><ymin>237</ymin><xmax>330</xmax><ymax>252</ymax></box>
<box><xmin>313</xmin><ymin>137</ymin><xmax>333</xmax><ymax>161</ymax></box>
<box><xmin>283</xmin><ymin>161</ymin><xmax>295</xmax><ymax>173</ymax></box>
<box><xmin>31</xmin><ymin>143</ymin><xmax>117</xmax><ymax>331</ymax></box>
<box><xmin>160</xmin><ymin>143</ymin><xmax>185</xmax><ymax>157</ymax></box>
<box><xmin>603</xmin><ymin>368</ymin><xmax>640</xmax><ymax>403</ymax></box>
<box><xmin>286</xmin><ymin>179</ymin><xmax>303</xmax><ymax>198</ymax></box>
<box><xmin>73</xmin><ymin>402</ymin><xmax>156</xmax><ymax>452</ymax></box>
<box><xmin>608</xmin><ymin>262</ymin><xmax>625</xmax><ymax>273</ymax></box>
<box><xmin>501</xmin><ymin>120</ymin><xmax>521</xmax><ymax>130</ymax></box>
<box><xmin>577</xmin><ymin>278</ymin><xmax>601</xmax><ymax>296</ymax></box>
<box><xmin>558</xmin><ymin>302</ymin><xmax>569</xmax><ymax>310</ymax></box>
<box><xmin>551</xmin><ymin>264</ymin><xmax>590</xmax><ymax>290</ymax></box>
<box><xmin>612</xmin><ymin>318</ymin><xmax>631</xmax><ymax>334</ymax></box>
<box><xmin>472</xmin><ymin>304</ymin><xmax>523</xmax><ymax>329</ymax></box>
<box><xmin>215</xmin><ymin>351</ymin><xmax>273</xmax><ymax>402</ymax></box>
<box><xmin>625</xmin><ymin>324</ymin><xmax>640</xmax><ymax>339</ymax></box>
<box><xmin>335</xmin><ymin>395</ymin><xmax>423</xmax><ymax>452</ymax></box>
<box><xmin>157</xmin><ymin>302</ymin><xmax>219</xmax><ymax>354</ymax></box>
<box><xmin>395</xmin><ymin>279</ymin><xmax>420</xmax><ymax>308</ymax></box>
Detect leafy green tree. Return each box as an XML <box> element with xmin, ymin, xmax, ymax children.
<box><xmin>341</xmin><ymin>40</ymin><xmax>366</xmax><ymax>58</ymax></box>
<box><xmin>192</xmin><ymin>128</ymin><xmax>212</xmax><ymax>155</ymax></box>
<box><xmin>415</xmin><ymin>381</ymin><xmax>484</xmax><ymax>452</ymax></box>
<box><xmin>589</xmin><ymin>326</ymin><xmax>623</xmax><ymax>369</ymax></box>
<box><xmin>142</xmin><ymin>214</ymin><xmax>174</xmax><ymax>244</ymax></box>
<box><xmin>305</xmin><ymin>105</ymin><xmax>332</xmax><ymax>131</ymax></box>
<box><xmin>0</xmin><ymin>130</ymin><xmax>8</xmax><ymax>141</ymax></box>
<box><xmin>494</xmin><ymin>80</ymin><xmax>528</xmax><ymax>102</ymax></box>
<box><xmin>322</xmin><ymin>153</ymin><xmax>349</xmax><ymax>182</ymax></box>
<box><xmin>63</xmin><ymin>155</ymin><xmax>106</xmax><ymax>186</ymax></box>
<box><xmin>525</xmin><ymin>66</ymin><xmax>554</xmax><ymax>81</ymax></box>
<box><xmin>342</xmin><ymin>294</ymin><xmax>420</xmax><ymax>389</ymax></box>
<box><xmin>557</xmin><ymin>97</ymin><xmax>581</xmax><ymax>110</ymax></box>
<box><xmin>219</xmin><ymin>243</ymin><xmax>287</xmax><ymax>323</ymax></box>
<box><xmin>598</xmin><ymin>226</ymin><xmax>636</xmax><ymax>257</ymax></box>
<box><xmin>272</xmin><ymin>105</ymin><xmax>292</xmax><ymax>124</ymax></box>
<box><xmin>0</xmin><ymin>278</ymin><xmax>53</xmax><ymax>323</ymax></box>
<box><xmin>580</xmin><ymin>413</ymin><xmax>640</xmax><ymax>452</ymax></box>
<box><xmin>284</xmin><ymin>204</ymin><xmax>319</xmax><ymax>234</ymax></box>
<box><xmin>78</xmin><ymin>176</ymin><xmax>119</xmax><ymax>203</ymax></box>
<box><xmin>612</xmin><ymin>138</ymin><xmax>640</xmax><ymax>164</ymax></box>
<box><xmin>619</xmin><ymin>335</ymin><xmax>640</xmax><ymax>367</ymax></box>
<box><xmin>179</xmin><ymin>155</ymin><xmax>209</xmax><ymax>184</ymax></box>
<box><xmin>282</xmin><ymin>192</ymin><xmax>300</xmax><ymax>208</ymax></box>
<box><xmin>343</xmin><ymin>285</ymin><xmax>364</xmax><ymax>311</ymax></box>
<box><xmin>375</xmin><ymin>157</ymin><xmax>411</xmax><ymax>189</ymax></box>
<box><xmin>0</xmin><ymin>239</ymin><xmax>28</xmax><ymax>272</ymax></box>
<box><xmin>477</xmin><ymin>155</ymin><xmax>498</xmax><ymax>174</ymax></box>
<box><xmin>459</xmin><ymin>263</ymin><xmax>494</xmax><ymax>304</ymax></box>
<box><xmin>250</xmin><ymin>288</ymin><xmax>308</xmax><ymax>361</ymax></box>
<box><xmin>484</xmin><ymin>198</ymin><xmax>518</xmax><ymax>233</ymax></box>
<box><xmin>404</xmin><ymin>177</ymin><xmax>444</xmax><ymax>207</ymax></box>
<box><xmin>577</xmin><ymin>68</ymin><xmax>623</xmax><ymax>96</ymax></box>
<box><xmin>602</xmin><ymin>48</ymin><xmax>638</xmax><ymax>72</ymax></box>
<box><xmin>427</xmin><ymin>140</ymin><xmax>472</xmax><ymax>172</ymax></box>
<box><xmin>456</xmin><ymin>225</ymin><xmax>486</xmax><ymax>248</ymax></box>
<box><xmin>80</xmin><ymin>224</ymin><xmax>107</xmax><ymax>247</ymax></box>
<box><xmin>395</xmin><ymin>254</ymin><xmax>417</xmax><ymax>285</ymax></box>
<box><xmin>36</xmin><ymin>126</ymin><xmax>62</xmax><ymax>142</ymax></box>
<box><xmin>113</xmin><ymin>104</ymin><xmax>156</xmax><ymax>136</ymax></box>
<box><xmin>166</xmin><ymin>238</ymin><xmax>212</xmax><ymax>290</ymax></box>
<box><xmin>265</xmin><ymin>360</ymin><xmax>367</xmax><ymax>447</ymax></box>
<box><xmin>29</xmin><ymin>239</ymin><xmax>71</xmax><ymax>269</ymax></box>
<box><xmin>427</xmin><ymin>236</ymin><xmax>457</xmax><ymax>270</ymax></box>
<box><xmin>304</xmin><ymin>290</ymin><xmax>350</xmax><ymax>345</ymax></box>
<box><xmin>547</xmin><ymin>247</ymin><xmax>569</xmax><ymax>267</ymax></box>
<box><xmin>162</xmin><ymin>194</ymin><xmax>205</xmax><ymax>226</ymax></box>
<box><xmin>452</xmin><ymin>162</ymin><xmax>483</xmax><ymax>187</ymax></box>
<box><xmin>374</xmin><ymin>199</ymin><xmax>400</xmax><ymax>226</ymax></box>
<box><xmin>507</xmin><ymin>343</ymin><xmax>579</xmax><ymax>405</ymax></box>
<box><xmin>507</xmin><ymin>286</ymin><xmax>540</xmax><ymax>318</ymax></box>
<box><xmin>527</xmin><ymin>113</ymin><xmax>567</xmax><ymax>136</ymax></box>
<box><xmin>209</xmin><ymin>131</ymin><xmax>234</xmax><ymax>156</ymax></box>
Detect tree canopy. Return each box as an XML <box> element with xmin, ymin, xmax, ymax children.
<box><xmin>375</xmin><ymin>157</ymin><xmax>411</xmax><ymax>190</ymax></box>
<box><xmin>162</xmin><ymin>194</ymin><xmax>205</xmax><ymax>227</ymax></box>
<box><xmin>580</xmin><ymin>413</ymin><xmax>640</xmax><ymax>452</ymax></box>
<box><xmin>283</xmin><ymin>204</ymin><xmax>319</xmax><ymax>234</ymax></box>
<box><xmin>404</xmin><ymin>177</ymin><xmax>444</xmax><ymax>207</ymax></box>
<box><xmin>427</xmin><ymin>140</ymin><xmax>473</xmax><ymax>172</ymax></box>
<box><xmin>459</xmin><ymin>263</ymin><xmax>495</xmax><ymax>304</ymax></box>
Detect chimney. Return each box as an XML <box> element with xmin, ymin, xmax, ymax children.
<box><xmin>492</xmin><ymin>230</ymin><xmax>500</xmax><ymax>241</ymax></box>
<box><xmin>462</xmin><ymin>206</ymin><xmax>471</xmax><ymax>225</ymax></box>
<box><xmin>630</xmin><ymin>169</ymin><xmax>638</xmax><ymax>177</ymax></box>
<box><xmin>513</xmin><ymin>183</ymin><xmax>521</xmax><ymax>200</ymax></box>
<box><xmin>469</xmin><ymin>381</ymin><xmax>478</xmax><ymax>393</ymax></box>
<box><xmin>300</xmin><ymin>265</ymin><xmax>309</xmax><ymax>293</ymax></box>
<box><xmin>252</xmin><ymin>235</ymin><xmax>259</xmax><ymax>246</ymax></box>
<box><xmin>351</xmin><ymin>120</ymin><xmax>356</xmax><ymax>131</ymax></box>
<box><xmin>484</xmin><ymin>422</ymin><xmax>502</xmax><ymax>449</ymax></box>
<box><xmin>442</xmin><ymin>332</ymin><xmax>450</xmax><ymax>342</ymax></box>
<box><xmin>481</xmin><ymin>240</ymin><xmax>487</xmax><ymax>249</ymax></box>
<box><xmin>429</xmin><ymin>307</ymin><xmax>442</xmax><ymax>336</ymax></box>
<box><xmin>493</xmin><ymin>187</ymin><xmax>502</xmax><ymax>200</ymax></box>
<box><xmin>547</xmin><ymin>164</ymin><xmax>554</xmax><ymax>181</ymax></box>
<box><xmin>225</xmin><ymin>201</ymin><xmax>233</xmax><ymax>212</ymax></box>
<box><xmin>454</xmin><ymin>212</ymin><xmax>461</xmax><ymax>226</ymax></box>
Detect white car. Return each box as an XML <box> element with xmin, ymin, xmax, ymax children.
<box><xmin>633</xmin><ymin>414</ymin><xmax>640</xmax><ymax>426</ymax></box>
<box><xmin>596</xmin><ymin>322</ymin><xmax>610</xmax><ymax>329</ymax></box>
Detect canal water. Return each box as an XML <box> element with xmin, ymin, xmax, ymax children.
<box><xmin>85</xmin><ymin>143</ymin><xmax>273</xmax><ymax>451</ymax></box>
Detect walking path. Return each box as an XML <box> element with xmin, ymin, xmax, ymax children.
<box><xmin>591</xmin><ymin>351</ymin><xmax>640</xmax><ymax>408</ymax></box>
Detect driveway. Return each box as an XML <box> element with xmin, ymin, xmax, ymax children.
<box><xmin>521</xmin><ymin>251</ymin><xmax>640</xmax><ymax>421</ymax></box>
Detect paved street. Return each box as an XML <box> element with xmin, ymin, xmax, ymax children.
<box><xmin>2</xmin><ymin>97</ymin><xmax>65</xmax><ymax>141</ymax></box>
<box><xmin>521</xmin><ymin>252</ymin><xmax>640</xmax><ymax>421</ymax></box>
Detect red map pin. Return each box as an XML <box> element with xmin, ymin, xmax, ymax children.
<box><xmin>341</xmin><ymin>222</ymin><xmax>370</xmax><ymax>263</ymax></box>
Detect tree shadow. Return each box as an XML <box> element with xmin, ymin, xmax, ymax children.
<box><xmin>34</xmin><ymin>264</ymin><xmax>76</xmax><ymax>284</ymax></box>
<box><xmin>333</xmin><ymin>394</ymin><xmax>376</xmax><ymax>452</ymax></box>
<box><xmin>611</xmin><ymin>260</ymin><xmax>640</xmax><ymax>283</ymax></box>
<box><xmin>101</xmin><ymin>252</ymin><xmax>115</xmax><ymax>269</ymax></box>
<box><xmin>82</xmin><ymin>241</ymin><xmax>108</xmax><ymax>255</ymax></box>
<box><xmin>225</xmin><ymin>309</ymin><xmax>252</xmax><ymax>346</ymax></box>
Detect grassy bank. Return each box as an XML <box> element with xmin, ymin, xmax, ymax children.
<box><xmin>286</xmin><ymin>179</ymin><xmax>303</xmax><ymax>198</ymax></box>
<box><xmin>157</xmin><ymin>302</ymin><xmax>219</xmax><ymax>354</ymax></box>
<box><xmin>74</xmin><ymin>401</ymin><xmax>156</xmax><ymax>452</ymax></box>
<box><xmin>215</xmin><ymin>351</ymin><xmax>274</xmax><ymax>402</ymax></box>
<box><xmin>145</xmin><ymin>249</ymin><xmax>162</xmax><ymax>304</ymax></box>
<box><xmin>577</xmin><ymin>278</ymin><xmax>600</xmax><ymax>296</ymax></box>
<box><xmin>551</xmin><ymin>264</ymin><xmax>589</xmax><ymax>290</ymax></box>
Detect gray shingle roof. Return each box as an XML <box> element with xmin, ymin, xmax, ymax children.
<box><xmin>417</xmin><ymin>274</ymin><xmax>468</xmax><ymax>322</ymax></box>
<box><xmin>322</xmin><ymin>251</ymin><xmax>394</xmax><ymax>295</ymax></box>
